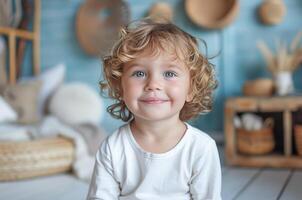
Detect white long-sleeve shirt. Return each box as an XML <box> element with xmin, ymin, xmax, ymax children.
<box><xmin>87</xmin><ymin>123</ymin><xmax>222</xmax><ymax>200</ymax></box>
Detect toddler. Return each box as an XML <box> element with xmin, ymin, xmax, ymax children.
<box><xmin>87</xmin><ymin>19</ymin><xmax>221</xmax><ymax>200</ymax></box>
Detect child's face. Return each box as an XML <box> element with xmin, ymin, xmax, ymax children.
<box><xmin>121</xmin><ymin>51</ymin><xmax>192</xmax><ymax>122</ymax></box>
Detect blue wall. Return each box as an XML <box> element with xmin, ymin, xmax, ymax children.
<box><xmin>24</xmin><ymin>0</ymin><xmax>302</xmax><ymax>134</ymax></box>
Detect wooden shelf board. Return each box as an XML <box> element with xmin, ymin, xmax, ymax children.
<box><xmin>227</xmin><ymin>96</ymin><xmax>302</xmax><ymax>112</ymax></box>
<box><xmin>226</xmin><ymin>154</ymin><xmax>302</xmax><ymax>168</ymax></box>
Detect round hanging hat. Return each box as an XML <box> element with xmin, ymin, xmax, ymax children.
<box><xmin>185</xmin><ymin>0</ymin><xmax>239</xmax><ymax>29</ymax></box>
<box><xmin>258</xmin><ymin>0</ymin><xmax>286</xmax><ymax>25</ymax></box>
<box><xmin>76</xmin><ymin>0</ymin><xmax>130</xmax><ymax>57</ymax></box>
<box><xmin>148</xmin><ymin>2</ymin><xmax>173</xmax><ymax>23</ymax></box>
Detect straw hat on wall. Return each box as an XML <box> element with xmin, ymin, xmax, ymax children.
<box><xmin>185</xmin><ymin>0</ymin><xmax>239</xmax><ymax>29</ymax></box>
<box><xmin>258</xmin><ymin>0</ymin><xmax>286</xmax><ymax>25</ymax></box>
<box><xmin>76</xmin><ymin>0</ymin><xmax>130</xmax><ymax>57</ymax></box>
<box><xmin>148</xmin><ymin>2</ymin><xmax>173</xmax><ymax>23</ymax></box>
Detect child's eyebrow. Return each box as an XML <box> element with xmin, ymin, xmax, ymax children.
<box><xmin>168</xmin><ymin>64</ymin><xmax>180</xmax><ymax>68</ymax></box>
<box><xmin>167</xmin><ymin>64</ymin><xmax>186</xmax><ymax>71</ymax></box>
<box><xmin>129</xmin><ymin>60</ymin><xmax>147</xmax><ymax>66</ymax></box>
<box><xmin>124</xmin><ymin>61</ymin><xmax>185</xmax><ymax>70</ymax></box>
<box><xmin>124</xmin><ymin>62</ymin><xmax>143</xmax><ymax>69</ymax></box>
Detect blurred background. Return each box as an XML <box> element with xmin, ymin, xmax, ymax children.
<box><xmin>1</xmin><ymin>0</ymin><xmax>302</xmax><ymax>199</ymax></box>
<box><xmin>19</xmin><ymin>0</ymin><xmax>302</xmax><ymax>134</ymax></box>
<box><xmin>2</xmin><ymin>0</ymin><xmax>302</xmax><ymax>134</ymax></box>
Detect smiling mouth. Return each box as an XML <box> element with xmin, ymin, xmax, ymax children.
<box><xmin>139</xmin><ymin>98</ymin><xmax>170</xmax><ymax>104</ymax></box>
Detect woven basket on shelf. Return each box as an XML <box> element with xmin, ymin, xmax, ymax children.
<box><xmin>242</xmin><ymin>78</ymin><xmax>274</xmax><ymax>97</ymax></box>
<box><xmin>294</xmin><ymin>125</ymin><xmax>302</xmax><ymax>156</ymax></box>
<box><xmin>237</xmin><ymin>127</ymin><xmax>275</xmax><ymax>155</ymax></box>
<box><xmin>0</xmin><ymin>137</ymin><xmax>74</xmax><ymax>181</ymax></box>
<box><xmin>237</xmin><ymin>118</ymin><xmax>275</xmax><ymax>155</ymax></box>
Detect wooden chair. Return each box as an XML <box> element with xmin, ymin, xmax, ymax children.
<box><xmin>0</xmin><ymin>0</ymin><xmax>40</xmax><ymax>84</ymax></box>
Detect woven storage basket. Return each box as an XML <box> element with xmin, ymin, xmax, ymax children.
<box><xmin>0</xmin><ymin>137</ymin><xmax>74</xmax><ymax>181</ymax></box>
<box><xmin>237</xmin><ymin>128</ymin><xmax>275</xmax><ymax>155</ymax></box>
<box><xmin>242</xmin><ymin>78</ymin><xmax>274</xmax><ymax>97</ymax></box>
<box><xmin>237</xmin><ymin>119</ymin><xmax>275</xmax><ymax>155</ymax></box>
<box><xmin>294</xmin><ymin>125</ymin><xmax>302</xmax><ymax>156</ymax></box>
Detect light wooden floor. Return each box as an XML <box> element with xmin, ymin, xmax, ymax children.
<box><xmin>0</xmin><ymin>145</ymin><xmax>301</xmax><ymax>200</ymax></box>
<box><xmin>218</xmin><ymin>145</ymin><xmax>302</xmax><ymax>200</ymax></box>
<box><xmin>221</xmin><ymin>166</ymin><xmax>302</xmax><ymax>200</ymax></box>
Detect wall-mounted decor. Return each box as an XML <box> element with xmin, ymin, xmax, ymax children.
<box><xmin>257</xmin><ymin>32</ymin><xmax>302</xmax><ymax>95</ymax></box>
<box><xmin>258</xmin><ymin>0</ymin><xmax>286</xmax><ymax>25</ymax></box>
<box><xmin>185</xmin><ymin>0</ymin><xmax>239</xmax><ymax>29</ymax></box>
<box><xmin>76</xmin><ymin>0</ymin><xmax>130</xmax><ymax>57</ymax></box>
<box><xmin>148</xmin><ymin>2</ymin><xmax>173</xmax><ymax>23</ymax></box>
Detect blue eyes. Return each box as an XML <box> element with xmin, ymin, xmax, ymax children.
<box><xmin>131</xmin><ymin>71</ymin><xmax>177</xmax><ymax>78</ymax></box>
<box><xmin>164</xmin><ymin>71</ymin><xmax>177</xmax><ymax>78</ymax></box>
<box><xmin>132</xmin><ymin>71</ymin><xmax>146</xmax><ymax>77</ymax></box>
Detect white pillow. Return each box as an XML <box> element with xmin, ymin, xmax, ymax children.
<box><xmin>20</xmin><ymin>63</ymin><xmax>66</xmax><ymax>118</ymax></box>
<box><xmin>37</xmin><ymin>63</ymin><xmax>66</xmax><ymax>117</ymax></box>
<box><xmin>0</xmin><ymin>96</ymin><xmax>17</xmax><ymax>123</ymax></box>
<box><xmin>0</xmin><ymin>124</ymin><xmax>30</xmax><ymax>141</ymax></box>
<box><xmin>49</xmin><ymin>83</ymin><xmax>103</xmax><ymax>125</ymax></box>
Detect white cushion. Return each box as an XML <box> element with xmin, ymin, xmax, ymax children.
<box><xmin>0</xmin><ymin>124</ymin><xmax>30</xmax><ymax>141</ymax></box>
<box><xmin>20</xmin><ymin>63</ymin><xmax>66</xmax><ymax>118</ymax></box>
<box><xmin>49</xmin><ymin>83</ymin><xmax>103</xmax><ymax>125</ymax></box>
<box><xmin>37</xmin><ymin>63</ymin><xmax>66</xmax><ymax>117</ymax></box>
<box><xmin>0</xmin><ymin>96</ymin><xmax>17</xmax><ymax>123</ymax></box>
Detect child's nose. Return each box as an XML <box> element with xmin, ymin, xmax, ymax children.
<box><xmin>144</xmin><ymin>75</ymin><xmax>162</xmax><ymax>91</ymax></box>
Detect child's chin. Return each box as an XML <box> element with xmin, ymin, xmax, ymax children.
<box><xmin>135</xmin><ymin>112</ymin><xmax>178</xmax><ymax>122</ymax></box>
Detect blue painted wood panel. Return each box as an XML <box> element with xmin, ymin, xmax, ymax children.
<box><xmin>21</xmin><ymin>0</ymin><xmax>302</xmax><ymax>134</ymax></box>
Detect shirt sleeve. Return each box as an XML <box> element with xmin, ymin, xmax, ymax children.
<box><xmin>189</xmin><ymin>140</ymin><xmax>222</xmax><ymax>200</ymax></box>
<box><xmin>86</xmin><ymin>138</ymin><xmax>120</xmax><ymax>200</ymax></box>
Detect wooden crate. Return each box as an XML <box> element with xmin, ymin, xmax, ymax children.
<box><xmin>224</xmin><ymin>96</ymin><xmax>302</xmax><ymax>168</ymax></box>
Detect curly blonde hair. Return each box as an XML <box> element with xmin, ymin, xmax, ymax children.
<box><xmin>100</xmin><ymin>19</ymin><xmax>217</xmax><ymax>122</ymax></box>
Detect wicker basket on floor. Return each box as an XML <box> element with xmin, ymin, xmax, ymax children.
<box><xmin>0</xmin><ymin>137</ymin><xmax>74</xmax><ymax>181</ymax></box>
<box><xmin>237</xmin><ymin>118</ymin><xmax>275</xmax><ymax>155</ymax></box>
<box><xmin>294</xmin><ymin>125</ymin><xmax>302</xmax><ymax>155</ymax></box>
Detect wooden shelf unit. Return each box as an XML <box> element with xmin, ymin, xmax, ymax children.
<box><xmin>225</xmin><ymin>96</ymin><xmax>302</xmax><ymax>168</ymax></box>
<box><xmin>0</xmin><ymin>0</ymin><xmax>40</xmax><ymax>84</ymax></box>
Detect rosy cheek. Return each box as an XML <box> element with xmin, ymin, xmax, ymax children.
<box><xmin>168</xmin><ymin>86</ymin><xmax>183</xmax><ymax>95</ymax></box>
<box><xmin>170</xmin><ymin>80</ymin><xmax>185</xmax><ymax>87</ymax></box>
